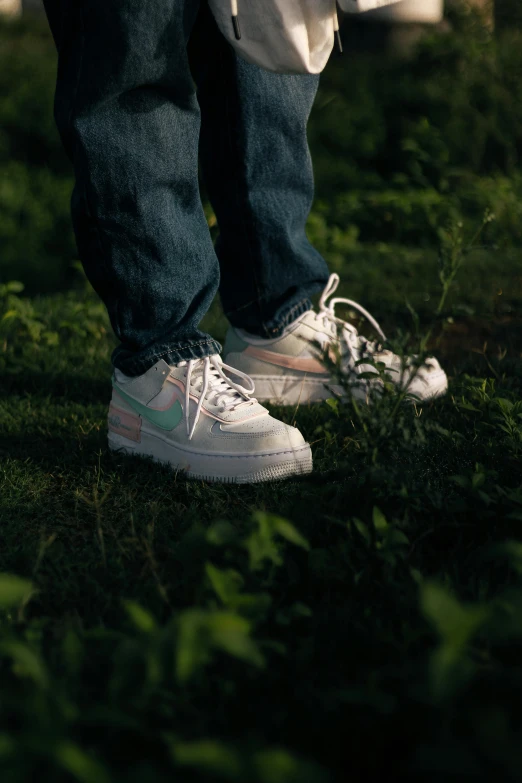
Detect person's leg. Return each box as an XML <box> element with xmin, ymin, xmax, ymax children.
<box><xmin>190</xmin><ymin>4</ymin><xmax>330</xmax><ymax>339</ymax></box>
<box><xmin>43</xmin><ymin>0</ymin><xmax>220</xmax><ymax>376</ymax></box>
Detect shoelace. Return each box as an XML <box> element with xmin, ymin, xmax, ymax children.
<box><xmin>176</xmin><ymin>355</ymin><xmax>256</xmax><ymax>440</ymax></box>
<box><xmin>314</xmin><ymin>273</ymin><xmax>387</xmax><ymax>360</ymax></box>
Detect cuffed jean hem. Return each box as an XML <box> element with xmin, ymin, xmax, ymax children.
<box><xmin>226</xmin><ymin>296</ymin><xmax>315</xmax><ymax>339</ymax></box>
<box><xmin>262</xmin><ymin>297</ymin><xmax>314</xmax><ymax>338</ymax></box>
<box><xmin>111</xmin><ymin>337</ymin><xmax>222</xmax><ymax>377</ymax></box>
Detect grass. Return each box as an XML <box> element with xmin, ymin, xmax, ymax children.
<box><xmin>3</xmin><ymin>7</ymin><xmax>522</xmax><ymax>783</ymax></box>
<box><xmin>2</xmin><ymin>242</ymin><xmax>522</xmax><ymax>782</ymax></box>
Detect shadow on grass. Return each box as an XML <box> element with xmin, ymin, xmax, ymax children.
<box><xmin>0</xmin><ymin>368</ymin><xmax>111</xmax><ymax>405</ymax></box>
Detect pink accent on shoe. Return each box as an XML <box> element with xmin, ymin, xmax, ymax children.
<box><xmin>108</xmin><ymin>404</ymin><xmax>141</xmax><ymax>442</ymax></box>
<box><xmin>166</xmin><ymin>376</ymin><xmax>186</xmax><ymax>392</ymax></box>
<box><xmin>243</xmin><ymin>346</ymin><xmax>328</xmax><ymax>375</ymax></box>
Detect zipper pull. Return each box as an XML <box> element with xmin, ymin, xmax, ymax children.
<box><xmin>231</xmin><ymin>0</ymin><xmax>241</xmax><ymax>40</ymax></box>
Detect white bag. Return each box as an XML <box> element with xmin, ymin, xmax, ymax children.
<box><xmin>207</xmin><ymin>0</ymin><xmax>338</xmax><ymax>75</ymax></box>
<box><xmin>338</xmin><ymin>0</ymin><xmax>404</xmax><ymax>13</ymax></box>
<box><xmin>207</xmin><ymin>0</ymin><xmax>404</xmax><ymax>75</ymax></box>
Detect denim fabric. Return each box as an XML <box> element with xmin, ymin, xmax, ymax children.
<box><xmin>43</xmin><ymin>0</ymin><xmax>330</xmax><ymax>376</ymax></box>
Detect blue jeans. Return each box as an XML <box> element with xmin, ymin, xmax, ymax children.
<box><xmin>43</xmin><ymin>0</ymin><xmax>330</xmax><ymax>376</ymax></box>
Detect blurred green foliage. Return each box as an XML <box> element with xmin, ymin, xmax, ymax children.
<box><xmin>0</xmin><ymin>17</ymin><xmax>75</xmax><ymax>290</ymax></box>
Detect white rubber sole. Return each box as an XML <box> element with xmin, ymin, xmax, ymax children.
<box><xmin>108</xmin><ymin>430</ymin><xmax>313</xmax><ymax>484</ymax></box>
<box><xmin>250</xmin><ymin>373</ymin><xmax>448</xmax><ymax>405</ymax></box>
<box><xmin>405</xmin><ymin>373</ymin><xmax>448</xmax><ymax>403</ymax></box>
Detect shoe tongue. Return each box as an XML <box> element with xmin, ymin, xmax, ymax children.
<box><xmin>279</xmin><ymin>309</ymin><xmax>315</xmax><ymax>335</ymax></box>
<box><xmin>187</xmin><ymin>362</ymin><xmax>242</xmax><ymax>402</ymax></box>
<box><xmin>199</xmin><ymin>363</ymin><xmax>269</xmax><ymax>421</ymax></box>
<box><xmin>297</xmin><ymin>309</ymin><xmax>320</xmax><ymax>328</ymax></box>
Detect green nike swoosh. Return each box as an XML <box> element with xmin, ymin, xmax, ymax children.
<box><xmin>113</xmin><ymin>383</ymin><xmax>183</xmax><ymax>431</ymax></box>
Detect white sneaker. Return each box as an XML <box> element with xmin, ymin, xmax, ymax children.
<box><xmin>107</xmin><ymin>355</ymin><xmax>312</xmax><ymax>483</ymax></box>
<box><xmin>223</xmin><ymin>274</ymin><xmax>448</xmax><ymax>405</ymax></box>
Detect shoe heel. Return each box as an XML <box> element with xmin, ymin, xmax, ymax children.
<box><xmin>107</xmin><ymin>404</ymin><xmax>141</xmax><ymax>443</ymax></box>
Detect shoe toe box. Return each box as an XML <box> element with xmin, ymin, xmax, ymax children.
<box><xmin>406</xmin><ymin>357</ymin><xmax>448</xmax><ymax>400</ymax></box>
<box><xmin>214</xmin><ymin>414</ymin><xmax>307</xmax><ymax>453</ymax></box>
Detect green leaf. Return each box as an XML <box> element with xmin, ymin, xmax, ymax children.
<box><xmin>372</xmin><ymin>507</ymin><xmax>389</xmax><ymax>533</ymax></box>
<box><xmin>207</xmin><ymin>612</ymin><xmax>265</xmax><ymax>669</ymax></box>
<box><xmin>429</xmin><ymin>644</ymin><xmax>475</xmax><ymax>703</ymax></box>
<box><xmin>352</xmin><ymin>519</ymin><xmax>371</xmax><ymax>545</ymax></box>
<box><xmin>420</xmin><ymin>582</ymin><xmax>489</xmax><ymax>699</ymax></box>
<box><xmin>122</xmin><ymin>600</ymin><xmax>157</xmax><ymax>633</ymax></box>
<box><xmin>289</xmin><ymin>601</ymin><xmax>313</xmax><ymax>618</ymax></box>
<box><xmin>245</xmin><ymin>513</ymin><xmax>309</xmax><ymax>572</ymax></box>
<box><xmin>245</xmin><ymin>514</ymin><xmax>283</xmax><ymax>572</ymax></box>
<box><xmin>0</xmin><ymin>641</ymin><xmax>48</xmax><ymax>687</ymax></box>
<box><xmin>0</xmin><ymin>310</ymin><xmax>22</xmax><ymax>325</ymax></box>
<box><xmin>176</xmin><ymin>609</ymin><xmax>265</xmax><ymax>682</ymax></box>
<box><xmin>176</xmin><ymin>609</ymin><xmax>212</xmax><ymax>683</ymax></box>
<box><xmin>170</xmin><ymin>739</ymin><xmax>243</xmax><ymax>781</ymax></box>
<box><xmin>324</xmin><ymin>398</ymin><xmax>339</xmax><ymax>415</ymax></box>
<box><xmin>471</xmin><ymin>472</ymin><xmax>486</xmax><ymax>490</ymax></box>
<box><xmin>206</xmin><ymin>563</ymin><xmax>244</xmax><ymax>605</ymax></box>
<box><xmin>254</xmin><ymin>748</ymin><xmax>329</xmax><ymax>783</ymax></box>
<box><xmin>62</xmin><ymin>630</ymin><xmax>84</xmax><ymax>677</ymax></box>
<box><xmin>254</xmin><ymin>749</ymin><xmax>300</xmax><ymax>783</ymax></box>
<box><xmin>0</xmin><ymin>573</ymin><xmax>32</xmax><ymax>609</ymax></box>
<box><xmin>54</xmin><ymin>742</ymin><xmax>111</xmax><ymax>783</ymax></box>
<box><xmin>384</xmin><ymin>528</ymin><xmax>410</xmax><ymax>548</ymax></box>
<box><xmin>5</xmin><ymin>281</ymin><xmax>24</xmax><ymax>294</ymax></box>
<box><xmin>492</xmin><ymin>540</ymin><xmax>522</xmax><ymax>572</ymax></box>
<box><xmin>206</xmin><ymin>520</ymin><xmax>237</xmax><ymax>547</ymax></box>
<box><xmin>244</xmin><ymin>531</ymin><xmax>282</xmax><ymax>571</ymax></box>
<box><xmin>43</xmin><ymin>330</ymin><xmax>59</xmax><ymax>346</ymax></box>
<box><xmin>421</xmin><ymin>582</ymin><xmax>488</xmax><ymax>645</ymax></box>
<box><xmin>457</xmin><ymin>400</ymin><xmax>481</xmax><ymax>412</ymax></box>
<box><xmin>232</xmin><ymin>592</ymin><xmax>272</xmax><ymax>616</ymax></box>
<box><xmin>0</xmin><ymin>733</ymin><xmax>15</xmax><ymax>758</ymax></box>
<box><xmin>205</xmin><ymin>565</ymin><xmax>270</xmax><ymax>617</ymax></box>
<box><xmin>272</xmin><ymin>517</ymin><xmax>310</xmax><ymax>551</ymax></box>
